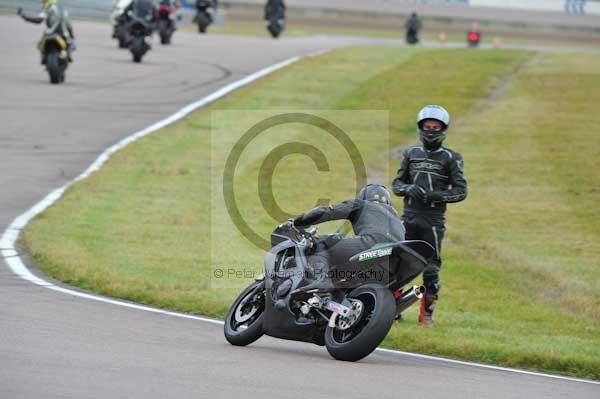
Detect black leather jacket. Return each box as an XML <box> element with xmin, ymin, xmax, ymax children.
<box><xmin>294</xmin><ymin>199</ymin><xmax>405</xmax><ymax>243</ymax></box>
<box><xmin>392</xmin><ymin>145</ymin><xmax>467</xmax><ymax>217</ymax></box>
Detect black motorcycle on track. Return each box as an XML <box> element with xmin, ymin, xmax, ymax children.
<box><xmin>195</xmin><ymin>0</ymin><xmax>214</xmax><ymax>33</ymax></box>
<box><xmin>128</xmin><ymin>17</ymin><xmax>152</xmax><ymax>63</ymax></box>
<box><xmin>265</xmin><ymin>4</ymin><xmax>285</xmax><ymax>38</ymax></box>
<box><xmin>157</xmin><ymin>3</ymin><xmax>176</xmax><ymax>44</ymax></box>
<box><xmin>113</xmin><ymin>14</ymin><xmax>131</xmax><ymax>48</ymax></box>
<box><xmin>224</xmin><ymin>221</ymin><xmax>434</xmax><ymax>361</ymax></box>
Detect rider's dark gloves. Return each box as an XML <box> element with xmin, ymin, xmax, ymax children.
<box><xmin>392</xmin><ymin>182</ymin><xmax>426</xmax><ymax>201</ymax></box>
<box><xmin>404</xmin><ymin>184</ymin><xmax>427</xmax><ymax>201</ymax></box>
<box><xmin>278</xmin><ymin>218</ymin><xmax>295</xmax><ymax>229</ymax></box>
<box><xmin>422</xmin><ymin>191</ymin><xmax>443</xmax><ymax>204</ymax></box>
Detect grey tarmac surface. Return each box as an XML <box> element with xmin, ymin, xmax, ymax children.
<box><xmin>1</xmin><ymin>15</ymin><xmax>599</xmax><ymax>399</ymax></box>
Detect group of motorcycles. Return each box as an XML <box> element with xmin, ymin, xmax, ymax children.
<box><xmin>23</xmin><ymin>0</ymin><xmax>287</xmax><ymax>82</ymax></box>
<box><xmin>112</xmin><ymin>1</ymin><xmax>182</xmax><ymax>63</ymax></box>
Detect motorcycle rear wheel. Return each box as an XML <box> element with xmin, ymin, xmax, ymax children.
<box><xmin>324</xmin><ymin>284</ymin><xmax>395</xmax><ymax>362</ymax></box>
<box><xmin>224</xmin><ymin>280</ymin><xmax>266</xmax><ymax>346</ymax></box>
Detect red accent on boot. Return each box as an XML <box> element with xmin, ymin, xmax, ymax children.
<box><xmin>418</xmin><ymin>296</ymin><xmax>434</xmax><ymax>328</ymax></box>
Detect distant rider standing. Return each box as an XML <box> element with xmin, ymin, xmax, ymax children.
<box><xmin>392</xmin><ymin>105</ymin><xmax>467</xmax><ymax>327</ymax></box>
<box><xmin>405</xmin><ymin>12</ymin><xmax>421</xmax><ymax>44</ymax></box>
<box><xmin>18</xmin><ymin>0</ymin><xmax>75</xmax><ymax>63</ymax></box>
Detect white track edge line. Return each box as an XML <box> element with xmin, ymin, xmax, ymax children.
<box><xmin>375</xmin><ymin>348</ymin><xmax>600</xmax><ymax>385</ymax></box>
<box><xmin>0</xmin><ymin>56</ymin><xmax>300</xmax><ymax>318</ymax></box>
<box><xmin>1</xmin><ymin>54</ymin><xmax>599</xmax><ymax>387</ymax></box>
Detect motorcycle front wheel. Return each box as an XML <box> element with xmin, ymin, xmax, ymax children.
<box><xmin>224</xmin><ymin>280</ymin><xmax>266</xmax><ymax>346</ymax></box>
<box><xmin>159</xmin><ymin>20</ymin><xmax>171</xmax><ymax>44</ymax></box>
<box><xmin>130</xmin><ymin>37</ymin><xmax>145</xmax><ymax>63</ymax></box>
<box><xmin>324</xmin><ymin>283</ymin><xmax>395</xmax><ymax>362</ymax></box>
<box><xmin>197</xmin><ymin>13</ymin><xmax>209</xmax><ymax>33</ymax></box>
<box><xmin>46</xmin><ymin>51</ymin><xmax>62</xmax><ymax>84</ymax></box>
<box><xmin>267</xmin><ymin>22</ymin><xmax>282</xmax><ymax>38</ymax></box>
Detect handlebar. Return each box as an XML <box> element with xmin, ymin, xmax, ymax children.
<box><xmin>277</xmin><ymin>219</ymin><xmax>316</xmax><ymax>245</ymax></box>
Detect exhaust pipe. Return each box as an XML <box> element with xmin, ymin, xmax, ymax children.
<box><xmin>395</xmin><ymin>285</ymin><xmax>425</xmax><ymax>314</ymax></box>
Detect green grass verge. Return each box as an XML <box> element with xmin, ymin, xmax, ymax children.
<box><xmin>22</xmin><ymin>46</ymin><xmax>600</xmax><ymax>379</ymax></box>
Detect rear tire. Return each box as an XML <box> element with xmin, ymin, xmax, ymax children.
<box><xmin>325</xmin><ymin>284</ymin><xmax>395</xmax><ymax>362</ymax></box>
<box><xmin>224</xmin><ymin>281</ymin><xmax>265</xmax><ymax>346</ymax></box>
<box><xmin>46</xmin><ymin>51</ymin><xmax>61</xmax><ymax>84</ymax></box>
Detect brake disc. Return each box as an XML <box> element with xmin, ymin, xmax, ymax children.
<box><xmin>336</xmin><ymin>299</ymin><xmax>364</xmax><ymax>330</ymax></box>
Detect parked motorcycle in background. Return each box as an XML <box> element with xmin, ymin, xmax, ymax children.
<box><xmin>264</xmin><ymin>0</ymin><xmax>286</xmax><ymax>38</ymax></box>
<box><xmin>157</xmin><ymin>0</ymin><xmax>176</xmax><ymax>44</ymax></box>
<box><xmin>195</xmin><ymin>0</ymin><xmax>216</xmax><ymax>34</ymax></box>
<box><xmin>224</xmin><ymin>221</ymin><xmax>434</xmax><ymax>361</ymax></box>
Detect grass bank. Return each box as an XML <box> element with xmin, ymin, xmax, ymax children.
<box><xmin>182</xmin><ymin>17</ymin><xmax>600</xmax><ymax>50</ymax></box>
<box><xmin>22</xmin><ymin>46</ymin><xmax>600</xmax><ymax>379</ymax></box>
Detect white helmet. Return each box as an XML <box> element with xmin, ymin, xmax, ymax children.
<box><xmin>417</xmin><ymin>105</ymin><xmax>450</xmax><ymax>150</ymax></box>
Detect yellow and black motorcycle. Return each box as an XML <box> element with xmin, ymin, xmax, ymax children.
<box><xmin>18</xmin><ymin>3</ymin><xmax>73</xmax><ymax>84</ymax></box>
<box><xmin>39</xmin><ymin>33</ymin><xmax>70</xmax><ymax>84</ymax></box>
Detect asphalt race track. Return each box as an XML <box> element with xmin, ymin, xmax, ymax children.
<box><xmin>1</xmin><ymin>15</ymin><xmax>598</xmax><ymax>399</ymax></box>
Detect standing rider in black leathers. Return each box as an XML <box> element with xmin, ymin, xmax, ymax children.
<box><xmin>405</xmin><ymin>12</ymin><xmax>421</xmax><ymax>44</ymax></box>
<box><xmin>292</xmin><ymin>184</ymin><xmax>405</xmax><ymax>291</ymax></box>
<box><xmin>18</xmin><ymin>0</ymin><xmax>75</xmax><ymax>63</ymax></box>
<box><xmin>392</xmin><ymin>105</ymin><xmax>468</xmax><ymax>327</ymax></box>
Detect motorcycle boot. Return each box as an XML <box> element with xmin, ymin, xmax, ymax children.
<box><xmin>298</xmin><ymin>276</ymin><xmax>333</xmax><ymax>292</ymax></box>
<box><xmin>418</xmin><ymin>295</ymin><xmax>437</xmax><ymax>328</ymax></box>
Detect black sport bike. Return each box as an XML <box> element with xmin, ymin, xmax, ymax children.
<box><xmin>224</xmin><ymin>221</ymin><xmax>434</xmax><ymax>361</ymax></box>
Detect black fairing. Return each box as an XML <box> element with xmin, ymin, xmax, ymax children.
<box><xmin>260</xmin><ymin>223</ymin><xmax>433</xmax><ymax>345</ymax></box>
<box><xmin>346</xmin><ymin>240</ymin><xmax>434</xmax><ymax>291</ymax></box>
<box><xmin>262</xmin><ymin>237</ymin><xmax>325</xmax><ymax>345</ymax></box>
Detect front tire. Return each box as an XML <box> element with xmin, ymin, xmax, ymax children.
<box><xmin>130</xmin><ymin>37</ymin><xmax>145</xmax><ymax>63</ymax></box>
<box><xmin>159</xmin><ymin>20</ymin><xmax>171</xmax><ymax>44</ymax></box>
<box><xmin>325</xmin><ymin>284</ymin><xmax>396</xmax><ymax>362</ymax></box>
<box><xmin>224</xmin><ymin>280</ymin><xmax>265</xmax><ymax>346</ymax></box>
<box><xmin>46</xmin><ymin>51</ymin><xmax>61</xmax><ymax>84</ymax></box>
<box><xmin>198</xmin><ymin>13</ymin><xmax>209</xmax><ymax>33</ymax></box>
